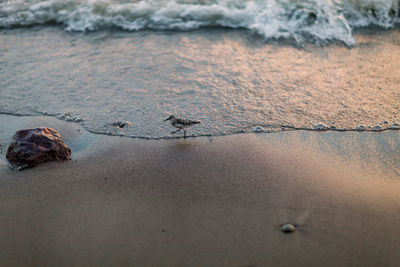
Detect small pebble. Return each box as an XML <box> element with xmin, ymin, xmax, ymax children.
<box><xmin>110</xmin><ymin>121</ymin><xmax>131</xmax><ymax>128</ymax></box>
<box><xmin>281</xmin><ymin>223</ymin><xmax>296</xmax><ymax>234</ymax></box>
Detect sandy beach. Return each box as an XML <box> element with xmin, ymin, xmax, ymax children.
<box><xmin>1</xmin><ymin>1</ymin><xmax>400</xmax><ymax>265</ymax></box>
<box><xmin>1</xmin><ymin>115</ymin><xmax>400</xmax><ymax>267</ymax></box>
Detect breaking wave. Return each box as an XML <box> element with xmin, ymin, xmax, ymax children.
<box><xmin>1</xmin><ymin>0</ymin><xmax>399</xmax><ymax>45</ymax></box>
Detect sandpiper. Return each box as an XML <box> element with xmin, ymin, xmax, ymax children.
<box><xmin>164</xmin><ymin>115</ymin><xmax>200</xmax><ymax>138</ymax></box>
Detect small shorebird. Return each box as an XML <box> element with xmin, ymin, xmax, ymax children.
<box><xmin>164</xmin><ymin>115</ymin><xmax>200</xmax><ymax>138</ymax></box>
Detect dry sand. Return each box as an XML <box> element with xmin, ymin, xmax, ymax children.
<box><xmin>0</xmin><ymin>115</ymin><xmax>400</xmax><ymax>267</ymax></box>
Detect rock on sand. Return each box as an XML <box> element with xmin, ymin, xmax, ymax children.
<box><xmin>6</xmin><ymin>128</ymin><xmax>71</xmax><ymax>168</ymax></box>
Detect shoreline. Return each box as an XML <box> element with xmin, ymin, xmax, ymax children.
<box><xmin>1</xmin><ymin>113</ymin><xmax>400</xmax><ymax>178</ymax></box>
<box><xmin>1</xmin><ymin>115</ymin><xmax>400</xmax><ymax>266</ymax></box>
<box><xmin>1</xmin><ymin>112</ymin><xmax>400</xmax><ymax>142</ymax></box>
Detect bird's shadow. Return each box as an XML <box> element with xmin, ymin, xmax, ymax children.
<box><xmin>168</xmin><ymin>140</ymin><xmax>196</xmax><ymax>152</ymax></box>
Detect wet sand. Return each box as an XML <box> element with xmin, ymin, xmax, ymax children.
<box><xmin>1</xmin><ymin>115</ymin><xmax>400</xmax><ymax>267</ymax></box>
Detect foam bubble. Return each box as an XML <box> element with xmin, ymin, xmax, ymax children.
<box><xmin>356</xmin><ymin>125</ymin><xmax>366</xmax><ymax>131</ymax></box>
<box><xmin>1</xmin><ymin>0</ymin><xmax>399</xmax><ymax>45</ymax></box>
<box><xmin>372</xmin><ymin>125</ymin><xmax>383</xmax><ymax>132</ymax></box>
<box><xmin>253</xmin><ymin>126</ymin><xmax>264</xmax><ymax>133</ymax></box>
<box><xmin>314</xmin><ymin>123</ymin><xmax>328</xmax><ymax>131</ymax></box>
<box><xmin>389</xmin><ymin>123</ymin><xmax>400</xmax><ymax>129</ymax></box>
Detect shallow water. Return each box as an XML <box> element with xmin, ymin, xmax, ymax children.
<box><xmin>1</xmin><ymin>113</ymin><xmax>400</xmax><ymax>179</ymax></box>
<box><xmin>1</xmin><ymin>26</ymin><xmax>400</xmax><ymax>138</ymax></box>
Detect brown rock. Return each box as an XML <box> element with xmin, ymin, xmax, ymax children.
<box><xmin>6</xmin><ymin>128</ymin><xmax>71</xmax><ymax>168</ymax></box>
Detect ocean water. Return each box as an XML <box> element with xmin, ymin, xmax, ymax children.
<box><xmin>1</xmin><ymin>0</ymin><xmax>400</xmax><ymax>45</ymax></box>
<box><xmin>1</xmin><ymin>0</ymin><xmax>400</xmax><ymax>138</ymax></box>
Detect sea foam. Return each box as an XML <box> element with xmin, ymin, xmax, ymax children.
<box><xmin>1</xmin><ymin>0</ymin><xmax>399</xmax><ymax>45</ymax></box>
<box><xmin>1</xmin><ymin>1</ymin><xmax>400</xmax><ymax>139</ymax></box>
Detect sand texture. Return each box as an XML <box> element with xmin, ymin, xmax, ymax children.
<box><xmin>1</xmin><ymin>115</ymin><xmax>400</xmax><ymax>267</ymax></box>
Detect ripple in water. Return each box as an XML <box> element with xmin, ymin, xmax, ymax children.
<box><xmin>1</xmin><ymin>2</ymin><xmax>400</xmax><ymax>139</ymax></box>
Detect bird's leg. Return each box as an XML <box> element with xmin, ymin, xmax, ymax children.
<box><xmin>171</xmin><ymin>129</ymin><xmax>181</xmax><ymax>134</ymax></box>
<box><xmin>184</xmin><ymin>130</ymin><xmax>187</xmax><ymax>138</ymax></box>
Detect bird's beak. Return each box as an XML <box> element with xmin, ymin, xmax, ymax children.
<box><xmin>163</xmin><ymin>118</ymin><xmax>169</xmax><ymax>122</ymax></box>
